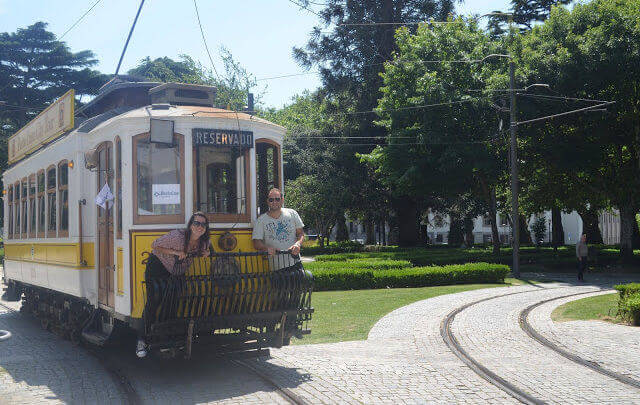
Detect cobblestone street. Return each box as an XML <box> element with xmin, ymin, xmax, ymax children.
<box><xmin>2</xmin><ymin>275</ymin><xmax>640</xmax><ymax>404</ymax></box>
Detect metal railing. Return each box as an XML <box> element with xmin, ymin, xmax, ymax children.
<box><xmin>142</xmin><ymin>251</ymin><xmax>313</xmax><ymax>349</ymax></box>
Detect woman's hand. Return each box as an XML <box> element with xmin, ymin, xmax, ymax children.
<box><xmin>202</xmin><ymin>249</ymin><xmax>211</xmax><ymax>257</ymax></box>
<box><xmin>175</xmin><ymin>251</ymin><xmax>187</xmax><ymax>260</ymax></box>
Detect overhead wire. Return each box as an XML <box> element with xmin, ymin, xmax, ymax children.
<box><xmin>58</xmin><ymin>0</ymin><xmax>103</xmax><ymax>40</ymax></box>
<box><xmin>193</xmin><ymin>0</ymin><xmax>221</xmax><ymax>81</ymax></box>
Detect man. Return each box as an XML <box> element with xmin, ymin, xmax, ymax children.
<box><xmin>576</xmin><ymin>233</ymin><xmax>588</xmax><ymax>281</ymax></box>
<box><xmin>253</xmin><ymin>188</ymin><xmax>305</xmax><ymax>268</ymax></box>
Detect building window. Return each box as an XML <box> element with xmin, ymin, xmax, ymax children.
<box><xmin>255</xmin><ymin>140</ymin><xmax>280</xmax><ymax>216</ymax></box>
<box><xmin>7</xmin><ymin>186</ymin><xmax>13</xmax><ymax>239</ymax></box>
<box><xmin>195</xmin><ymin>145</ymin><xmax>249</xmax><ymax>222</ymax></box>
<box><xmin>58</xmin><ymin>161</ymin><xmax>69</xmax><ymax>237</ymax></box>
<box><xmin>115</xmin><ymin>137</ymin><xmax>122</xmax><ymax>238</ymax></box>
<box><xmin>133</xmin><ymin>133</ymin><xmax>184</xmax><ymax>224</ymax></box>
<box><xmin>483</xmin><ymin>215</ymin><xmax>492</xmax><ymax>227</ymax></box>
<box><xmin>20</xmin><ymin>178</ymin><xmax>27</xmax><ymax>236</ymax></box>
<box><xmin>47</xmin><ymin>166</ymin><xmax>57</xmax><ymax>237</ymax></box>
<box><xmin>37</xmin><ymin>171</ymin><xmax>45</xmax><ymax>237</ymax></box>
<box><xmin>499</xmin><ymin>214</ymin><xmax>509</xmax><ymax>227</ymax></box>
<box><xmin>28</xmin><ymin>174</ymin><xmax>36</xmax><ymax>238</ymax></box>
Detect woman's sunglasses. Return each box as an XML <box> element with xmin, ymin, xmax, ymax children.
<box><xmin>191</xmin><ymin>220</ymin><xmax>207</xmax><ymax>228</ymax></box>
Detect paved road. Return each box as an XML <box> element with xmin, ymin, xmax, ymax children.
<box><xmin>2</xmin><ymin>274</ymin><xmax>640</xmax><ymax>404</ymax></box>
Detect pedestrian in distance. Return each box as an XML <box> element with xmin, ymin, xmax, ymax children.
<box><xmin>252</xmin><ymin>188</ymin><xmax>305</xmax><ymax>269</ymax></box>
<box><xmin>136</xmin><ymin>211</ymin><xmax>211</xmax><ymax>358</ymax></box>
<box><xmin>576</xmin><ymin>233</ymin><xmax>588</xmax><ymax>281</ymax></box>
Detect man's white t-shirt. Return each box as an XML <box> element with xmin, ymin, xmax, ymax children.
<box><xmin>253</xmin><ymin>208</ymin><xmax>304</xmax><ymax>269</ymax></box>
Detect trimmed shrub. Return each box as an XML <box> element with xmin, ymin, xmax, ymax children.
<box><xmin>620</xmin><ymin>294</ymin><xmax>640</xmax><ymax>326</ymax></box>
<box><xmin>305</xmin><ymin>259</ymin><xmax>412</xmax><ymax>272</ymax></box>
<box><xmin>309</xmin><ymin>262</ymin><xmax>509</xmax><ymax>291</ymax></box>
<box><xmin>614</xmin><ymin>283</ymin><xmax>640</xmax><ymax>300</ymax></box>
<box><xmin>302</xmin><ymin>240</ymin><xmax>364</xmax><ymax>256</ymax></box>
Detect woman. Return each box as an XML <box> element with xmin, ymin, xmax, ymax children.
<box><xmin>136</xmin><ymin>212</ymin><xmax>211</xmax><ymax>358</ymax></box>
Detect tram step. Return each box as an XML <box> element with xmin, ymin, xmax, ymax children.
<box><xmin>81</xmin><ymin>330</ymin><xmax>111</xmax><ymax>346</ymax></box>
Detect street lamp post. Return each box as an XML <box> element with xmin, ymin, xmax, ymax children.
<box><xmin>509</xmin><ymin>58</ymin><xmax>520</xmax><ymax>278</ymax></box>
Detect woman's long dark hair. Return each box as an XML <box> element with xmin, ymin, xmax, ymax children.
<box><xmin>183</xmin><ymin>211</ymin><xmax>211</xmax><ymax>253</ymax></box>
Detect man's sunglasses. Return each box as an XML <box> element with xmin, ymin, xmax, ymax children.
<box><xmin>191</xmin><ymin>220</ymin><xmax>207</xmax><ymax>228</ymax></box>
<box><xmin>268</xmin><ymin>197</ymin><xmax>281</xmax><ymax>202</ymax></box>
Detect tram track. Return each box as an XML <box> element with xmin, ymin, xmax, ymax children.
<box><xmin>441</xmin><ymin>285</ymin><xmax>640</xmax><ymax>404</ymax></box>
<box><xmin>519</xmin><ymin>291</ymin><xmax>640</xmax><ymax>390</ymax></box>
<box><xmin>0</xmin><ymin>299</ymin><xmax>141</xmax><ymax>405</ymax></box>
<box><xmin>232</xmin><ymin>358</ymin><xmax>309</xmax><ymax>405</ymax></box>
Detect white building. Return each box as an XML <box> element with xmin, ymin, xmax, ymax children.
<box><xmin>426</xmin><ymin>210</ymin><xmax>621</xmax><ymax>246</ymax></box>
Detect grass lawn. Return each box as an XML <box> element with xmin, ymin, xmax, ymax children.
<box><xmin>294</xmin><ymin>277</ymin><xmax>529</xmax><ymax>345</ymax></box>
<box><xmin>551</xmin><ymin>292</ymin><xmax>620</xmax><ymax>323</ymax></box>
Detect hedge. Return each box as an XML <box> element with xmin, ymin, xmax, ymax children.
<box><xmin>621</xmin><ymin>294</ymin><xmax>640</xmax><ymax>326</ymax></box>
<box><xmin>614</xmin><ymin>283</ymin><xmax>640</xmax><ymax>300</ymax></box>
<box><xmin>309</xmin><ymin>262</ymin><xmax>510</xmax><ymax>291</ymax></box>
<box><xmin>615</xmin><ymin>283</ymin><xmax>640</xmax><ymax>325</ymax></box>
<box><xmin>304</xmin><ymin>259</ymin><xmax>412</xmax><ymax>272</ymax></box>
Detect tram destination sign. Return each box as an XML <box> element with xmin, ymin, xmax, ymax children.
<box><xmin>8</xmin><ymin>89</ymin><xmax>75</xmax><ymax>164</ymax></box>
<box><xmin>192</xmin><ymin>128</ymin><xmax>254</xmax><ymax>149</ymax></box>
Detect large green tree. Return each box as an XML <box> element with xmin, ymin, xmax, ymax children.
<box><xmin>0</xmin><ymin>22</ymin><xmax>105</xmax><ymax>130</ymax></box>
<box><xmin>294</xmin><ymin>0</ymin><xmax>461</xmax><ymax>246</ymax></box>
<box><xmin>366</xmin><ymin>19</ymin><xmax>508</xmax><ymax>251</ymax></box>
<box><xmin>517</xmin><ymin>0</ymin><xmax>640</xmax><ymax>259</ymax></box>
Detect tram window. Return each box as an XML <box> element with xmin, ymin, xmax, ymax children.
<box><xmin>255</xmin><ymin>141</ymin><xmax>281</xmax><ymax>216</ymax></box>
<box><xmin>7</xmin><ymin>186</ymin><xmax>13</xmax><ymax>239</ymax></box>
<box><xmin>21</xmin><ymin>178</ymin><xmax>27</xmax><ymax>236</ymax></box>
<box><xmin>47</xmin><ymin>166</ymin><xmax>56</xmax><ymax>237</ymax></box>
<box><xmin>58</xmin><ymin>162</ymin><xmax>68</xmax><ymax>236</ymax></box>
<box><xmin>37</xmin><ymin>171</ymin><xmax>45</xmax><ymax>237</ymax></box>
<box><xmin>133</xmin><ymin>133</ymin><xmax>184</xmax><ymax>224</ymax></box>
<box><xmin>195</xmin><ymin>146</ymin><xmax>247</xmax><ymax>218</ymax></box>
<box><xmin>28</xmin><ymin>174</ymin><xmax>36</xmax><ymax>238</ymax></box>
<box><xmin>14</xmin><ymin>182</ymin><xmax>20</xmax><ymax>239</ymax></box>
<box><xmin>116</xmin><ymin>138</ymin><xmax>122</xmax><ymax>238</ymax></box>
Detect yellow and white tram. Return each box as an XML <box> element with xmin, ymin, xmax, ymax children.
<box><xmin>2</xmin><ymin>80</ymin><xmax>313</xmax><ymax>356</ymax></box>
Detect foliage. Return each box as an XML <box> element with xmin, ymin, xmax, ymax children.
<box><xmin>620</xmin><ymin>294</ymin><xmax>640</xmax><ymax>326</ymax></box>
<box><xmin>614</xmin><ymin>283</ymin><xmax>640</xmax><ymax>300</ymax></box>
<box><xmin>302</xmin><ymin>240</ymin><xmax>365</xmax><ymax>255</ymax></box>
<box><xmin>0</xmin><ymin>22</ymin><xmax>106</xmax><ymax>174</ymax></box>
<box><xmin>128</xmin><ymin>47</ymin><xmax>265</xmax><ymax>110</ymax></box>
<box><xmin>516</xmin><ymin>0</ymin><xmax>640</xmax><ymax>260</ymax></box>
<box><xmin>530</xmin><ymin>216</ymin><xmax>547</xmax><ymax>245</ymax></box>
<box><xmin>305</xmin><ymin>258</ymin><xmax>413</xmax><ymax>272</ymax></box>
<box><xmin>486</xmin><ymin>0</ymin><xmax>573</xmax><ymax>37</ymax></box>
<box><xmin>309</xmin><ymin>262</ymin><xmax>509</xmax><ymax>290</ymax></box>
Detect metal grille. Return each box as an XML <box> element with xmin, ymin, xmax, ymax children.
<box><xmin>143</xmin><ymin>251</ymin><xmax>313</xmax><ymax>346</ymax></box>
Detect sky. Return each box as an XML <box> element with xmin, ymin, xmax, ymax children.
<box><xmin>0</xmin><ymin>0</ymin><xmax>511</xmax><ymax>108</ymax></box>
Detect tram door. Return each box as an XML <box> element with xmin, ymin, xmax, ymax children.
<box><xmin>97</xmin><ymin>142</ymin><xmax>114</xmax><ymax>308</ymax></box>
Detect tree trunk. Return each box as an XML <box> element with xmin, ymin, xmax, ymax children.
<box><xmin>464</xmin><ymin>216</ymin><xmax>475</xmax><ymax>247</ymax></box>
<box><xmin>577</xmin><ymin>207</ymin><xmax>603</xmax><ymax>245</ymax></box>
<box><xmin>619</xmin><ymin>204</ymin><xmax>636</xmax><ymax>261</ymax></box>
<box><xmin>335</xmin><ymin>213</ymin><xmax>349</xmax><ymax>242</ymax></box>
<box><xmin>365</xmin><ymin>218</ymin><xmax>376</xmax><ymax>245</ymax></box>
<box><xmin>519</xmin><ymin>214</ymin><xmax>532</xmax><ymax>245</ymax></box>
<box><xmin>476</xmin><ymin>172</ymin><xmax>500</xmax><ymax>254</ymax></box>
<box><xmin>552</xmin><ymin>207</ymin><xmax>565</xmax><ymax>250</ymax></box>
<box><xmin>448</xmin><ymin>214</ymin><xmax>465</xmax><ymax>247</ymax></box>
<box><xmin>393</xmin><ymin>198</ymin><xmax>421</xmax><ymax>247</ymax></box>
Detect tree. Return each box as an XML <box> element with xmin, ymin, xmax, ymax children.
<box><xmin>366</xmin><ymin>19</ymin><xmax>508</xmax><ymax>251</ymax></box>
<box><xmin>486</xmin><ymin>0</ymin><xmax>573</xmax><ymax>37</ymax></box>
<box><xmin>0</xmin><ymin>22</ymin><xmax>105</xmax><ymax>130</ymax></box>
<box><xmin>128</xmin><ymin>47</ymin><xmax>265</xmax><ymax>110</ymax></box>
<box><xmin>530</xmin><ymin>215</ymin><xmax>547</xmax><ymax>246</ymax></box>
<box><xmin>294</xmin><ymin>0</ymin><xmax>461</xmax><ymax>246</ymax></box>
<box><xmin>517</xmin><ymin>0</ymin><xmax>640</xmax><ymax>260</ymax></box>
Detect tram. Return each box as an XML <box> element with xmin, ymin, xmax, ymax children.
<box><xmin>1</xmin><ymin>79</ymin><xmax>313</xmax><ymax>357</ymax></box>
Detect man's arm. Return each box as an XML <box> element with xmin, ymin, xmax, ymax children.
<box><xmin>253</xmin><ymin>239</ymin><xmax>276</xmax><ymax>255</ymax></box>
<box><xmin>289</xmin><ymin>228</ymin><xmax>305</xmax><ymax>256</ymax></box>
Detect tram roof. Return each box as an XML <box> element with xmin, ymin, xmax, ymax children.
<box><xmin>108</xmin><ymin>105</ymin><xmax>284</xmax><ymax>130</ymax></box>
